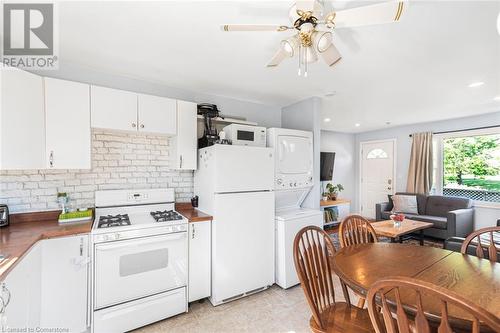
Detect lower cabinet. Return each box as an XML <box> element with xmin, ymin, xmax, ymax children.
<box><xmin>0</xmin><ymin>235</ymin><xmax>89</xmax><ymax>333</ymax></box>
<box><xmin>188</xmin><ymin>221</ymin><xmax>211</xmax><ymax>302</ymax></box>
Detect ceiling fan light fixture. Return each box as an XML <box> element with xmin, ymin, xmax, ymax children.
<box><xmin>281</xmin><ymin>37</ymin><xmax>298</xmax><ymax>57</ymax></box>
<box><xmin>314</xmin><ymin>31</ymin><xmax>333</xmax><ymax>53</ymax></box>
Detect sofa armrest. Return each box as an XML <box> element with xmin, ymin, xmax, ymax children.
<box><xmin>447</xmin><ymin>208</ymin><xmax>474</xmax><ymax>238</ymax></box>
<box><xmin>376</xmin><ymin>202</ymin><xmax>390</xmax><ymax>221</ymax></box>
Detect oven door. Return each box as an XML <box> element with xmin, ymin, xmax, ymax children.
<box><xmin>94</xmin><ymin>232</ymin><xmax>187</xmax><ymax>310</ymax></box>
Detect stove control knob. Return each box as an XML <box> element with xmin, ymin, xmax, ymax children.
<box><xmin>115</xmin><ymin>233</ymin><xmax>121</xmax><ymax>240</ymax></box>
<box><xmin>102</xmin><ymin>235</ymin><xmax>109</xmax><ymax>241</ymax></box>
<box><xmin>276</xmin><ymin>178</ymin><xmax>282</xmax><ymax>185</ymax></box>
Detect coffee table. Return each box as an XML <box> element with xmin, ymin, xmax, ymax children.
<box><xmin>371</xmin><ymin>219</ymin><xmax>433</xmax><ymax>245</ymax></box>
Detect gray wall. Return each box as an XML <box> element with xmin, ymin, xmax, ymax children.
<box><xmin>281</xmin><ymin>97</ymin><xmax>322</xmax><ymax>209</ymax></box>
<box><xmin>35</xmin><ymin>64</ymin><xmax>282</xmax><ymax>128</ymax></box>
<box><xmin>320</xmin><ymin>131</ymin><xmax>356</xmax><ymax>211</ymax></box>
<box><xmin>354</xmin><ymin>111</ymin><xmax>500</xmax><ymax>229</ymax></box>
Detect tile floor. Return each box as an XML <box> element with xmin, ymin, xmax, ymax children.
<box><xmin>134</xmin><ymin>275</ymin><xmax>359</xmax><ymax>333</ymax></box>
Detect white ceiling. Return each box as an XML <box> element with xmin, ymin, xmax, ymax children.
<box><xmin>54</xmin><ymin>1</ymin><xmax>500</xmax><ymax>132</ymax></box>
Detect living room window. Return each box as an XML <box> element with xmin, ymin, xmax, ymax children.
<box><xmin>435</xmin><ymin>131</ymin><xmax>500</xmax><ymax>204</ymax></box>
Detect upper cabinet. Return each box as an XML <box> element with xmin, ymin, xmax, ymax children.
<box><xmin>1</xmin><ymin>67</ymin><xmax>45</xmax><ymax>170</ymax></box>
<box><xmin>91</xmin><ymin>86</ymin><xmax>177</xmax><ymax>135</ymax></box>
<box><xmin>137</xmin><ymin>94</ymin><xmax>176</xmax><ymax>135</ymax></box>
<box><xmin>171</xmin><ymin>100</ymin><xmax>197</xmax><ymax>170</ymax></box>
<box><xmin>91</xmin><ymin>86</ymin><xmax>138</xmax><ymax>132</ymax></box>
<box><xmin>45</xmin><ymin>78</ymin><xmax>91</xmax><ymax>169</ymax></box>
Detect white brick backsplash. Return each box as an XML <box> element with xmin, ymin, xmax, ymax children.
<box><xmin>0</xmin><ymin>129</ymin><xmax>194</xmax><ymax>213</ymax></box>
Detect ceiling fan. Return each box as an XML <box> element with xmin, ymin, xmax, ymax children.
<box><xmin>221</xmin><ymin>0</ymin><xmax>407</xmax><ymax>77</ymax></box>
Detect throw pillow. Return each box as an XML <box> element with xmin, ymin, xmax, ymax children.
<box><xmin>392</xmin><ymin>195</ymin><xmax>418</xmax><ymax>214</ymax></box>
<box><xmin>387</xmin><ymin>194</ymin><xmax>394</xmax><ymax>211</ymax></box>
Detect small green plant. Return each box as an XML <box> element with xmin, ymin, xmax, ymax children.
<box><xmin>323</xmin><ymin>183</ymin><xmax>344</xmax><ymax>200</ymax></box>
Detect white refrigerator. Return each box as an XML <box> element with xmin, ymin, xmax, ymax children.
<box><xmin>194</xmin><ymin>144</ymin><xmax>275</xmax><ymax>306</ymax></box>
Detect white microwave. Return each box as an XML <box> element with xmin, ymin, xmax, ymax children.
<box><xmin>222</xmin><ymin>124</ymin><xmax>267</xmax><ymax>147</ymax></box>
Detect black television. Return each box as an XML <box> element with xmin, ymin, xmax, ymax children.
<box><xmin>320</xmin><ymin>152</ymin><xmax>335</xmax><ymax>181</ymax></box>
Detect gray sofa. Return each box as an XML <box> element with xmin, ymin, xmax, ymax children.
<box><xmin>376</xmin><ymin>192</ymin><xmax>474</xmax><ymax>240</ymax></box>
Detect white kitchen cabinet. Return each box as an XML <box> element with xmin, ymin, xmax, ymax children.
<box><xmin>171</xmin><ymin>100</ymin><xmax>197</xmax><ymax>170</ymax></box>
<box><xmin>1</xmin><ymin>243</ymin><xmax>42</xmax><ymax>331</ymax></box>
<box><xmin>188</xmin><ymin>221</ymin><xmax>211</xmax><ymax>302</ymax></box>
<box><xmin>137</xmin><ymin>94</ymin><xmax>177</xmax><ymax>135</ymax></box>
<box><xmin>91</xmin><ymin>85</ymin><xmax>138</xmax><ymax>132</ymax></box>
<box><xmin>0</xmin><ymin>67</ymin><xmax>45</xmax><ymax>169</ymax></box>
<box><xmin>40</xmin><ymin>235</ymin><xmax>89</xmax><ymax>333</ymax></box>
<box><xmin>45</xmin><ymin>78</ymin><xmax>91</xmax><ymax>169</ymax></box>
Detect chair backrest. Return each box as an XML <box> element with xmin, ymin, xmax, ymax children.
<box><xmin>367</xmin><ymin>277</ymin><xmax>500</xmax><ymax>333</ymax></box>
<box><xmin>339</xmin><ymin>214</ymin><xmax>378</xmax><ymax>247</ymax></box>
<box><xmin>293</xmin><ymin>226</ymin><xmax>338</xmax><ymax>330</ymax></box>
<box><xmin>461</xmin><ymin>226</ymin><xmax>500</xmax><ymax>262</ymax></box>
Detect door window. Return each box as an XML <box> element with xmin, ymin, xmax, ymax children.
<box><xmin>366</xmin><ymin>148</ymin><xmax>388</xmax><ymax>159</ymax></box>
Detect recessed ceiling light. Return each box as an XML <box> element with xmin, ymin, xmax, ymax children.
<box><xmin>324</xmin><ymin>118</ymin><xmax>331</xmax><ymax>122</ymax></box>
<box><xmin>385</xmin><ymin>121</ymin><xmax>391</xmax><ymax>125</ymax></box>
<box><xmin>325</xmin><ymin>91</ymin><xmax>336</xmax><ymax>97</ymax></box>
<box><xmin>355</xmin><ymin>123</ymin><xmax>360</xmax><ymax>127</ymax></box>
<box><xmin>468</xmin><ymin>81</ymin><xmax>485</xmax><ymax>88</ymax></box>
<box><xmin>494</xmin><ymin>96</ymin><xmax>500</xmax><ymax>101</ymax></box>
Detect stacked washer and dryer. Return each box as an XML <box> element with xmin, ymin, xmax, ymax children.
<box><xmin>267</xmin><ymin>128</ymin><xmax>323</xmax><ymax>289</ymax></box>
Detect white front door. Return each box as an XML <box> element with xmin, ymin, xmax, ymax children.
<box><xmin>360</xmin><ymin>140</ymin><xmax>396</xmax><ymax>218</ymax></box>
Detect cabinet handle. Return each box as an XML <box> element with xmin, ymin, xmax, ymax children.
<box><xmin>180</xmin><ymin>155</ymin><xmax>183</xmax><ymax>169</ymax></box>
<box><xmin>49</xmin><ymin>151</ymin><xmax>54</xmax><ymax>168</ymax></box>
<box><xmin>132</xmin><ymin>123</ymin><xmax>137</xmax><ymax>128</ymax></box>
<box><xmin>140</xmin><ymin>124</ymin><xmax>144</xmax><ymax>129</ymax></box>
<box><xmin>79</xmin><ymin>238</ymin><xmax>84</xmax><ymax>256</ymax></box>
<box><xmin>192</xmin><ymin>225</ymin><xmax>195</xmax><ymax>239</ymax></box>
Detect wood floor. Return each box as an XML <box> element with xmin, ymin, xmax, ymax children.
<box><xmin>134</xmin><ymin>276</ymin><xmax>358</xmax><ymax>333</ymax></box>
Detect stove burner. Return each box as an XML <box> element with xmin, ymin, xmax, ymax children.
<box><xmin>150</xmin><ymin>210</ymin><xmax>183</xmax><ymax>222</ymax></box>
<box><xmin>98</xmin><ymin>214</ymin><xmax>131</xmax><ymax>228</ymax></box>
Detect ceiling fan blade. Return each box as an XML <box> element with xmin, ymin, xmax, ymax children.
<box><xmin>326</xmin><ymin>1</ymin><xmax>407</xmax><ymax>28</ymax></box>
<box><xmin>321</xmin><ymin>43</ymin><xmax>342</xmax><ymax>67</ymax></box>
<box><xmin>266</xmin><ymin>48</ymin><xmax>288</xmax><ymax>67</ymax></box>
<box><xmin>221</xmin><ymin>24</ymin><xmax>290</xmax><ymax>32</ymax></box>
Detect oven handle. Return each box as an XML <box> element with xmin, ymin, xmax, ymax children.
<box><xmin>96</xmin><ymin>233</ymin><xmax>186</xmax><ymax>252</ymax></box>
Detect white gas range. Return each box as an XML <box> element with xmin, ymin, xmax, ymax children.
<box><xmin>91</xmin><ymin>188</ymin><xmax>188</xmax><ymax>333</ymax></box>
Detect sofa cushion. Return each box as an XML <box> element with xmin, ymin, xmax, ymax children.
<box><xmin>405</xmin><ymin>214</ymin><xmax>448</xmax><ymax>230</ymax></box>
<box><xmin>395</xmin><ymin>192</ymin><xmax>427</xmax><ymax>215</ymax></box>
<box><xmin>425</xmin><ymin>196</ymin><xmax>472</xmax><ymax>217</ymax></box>
<box><xmin>381</xmin><ymin>211</ymin><xmax>392</xmax><ymax>220</ymax></box>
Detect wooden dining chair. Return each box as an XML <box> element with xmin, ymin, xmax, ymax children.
<box><xmin>366</xmin><ymin>276</ymin><xmax>500</xmax><ymax>333</ymax></box>
<box><xmin>338</xmin><ymin>215</ymin><xmax>378</xmax><ymax>308</ymax></box>
<box><xmin>293</xmin><ymin>226</ymin><xmax>375</xmax><ymax>333</ymax></box>
<box><xmin>461</xmin><ymin>226</ymin><xmax>500</xmax><ymax>262</ymax></box>
<box><xmin>339</xmin><ymin>214</ymin><xmax>378</xmax><ymax>247</ymax></box>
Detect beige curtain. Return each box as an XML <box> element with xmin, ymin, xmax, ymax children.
<box><xmin>406</xmin><ymin>132</ymin><xmax>433</xmax><ymax>194</ymax></box>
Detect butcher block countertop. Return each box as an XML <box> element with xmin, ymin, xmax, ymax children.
<box><xmin>175</xmin><ymin>203</ymin><xmax>213</xmax><ymax>223</ymax></box>
<box><xmin>0</xmin><ymin>210</ymin><xmax>92</xmax><ymax>281</ymax></box>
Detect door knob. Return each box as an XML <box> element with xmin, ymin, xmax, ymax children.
<box><xmin>388</xmin><ymin>187</ymin><xmax>392</xmax><ymax>190</ymax></box>
<box><xmin>132</xmin><ymin>123</ymin><xmax>137</xmax><ymax>128</ymax></box>
<box><xmin>140</xmin><ymin>124</ymin><xmax>144</xmax><ymax>129</ymax></box>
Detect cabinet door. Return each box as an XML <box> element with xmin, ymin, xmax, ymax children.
<box><xmin>0</xmin><ymin>67</ymin><xmax>45</xmax><ymax>169</ymax></box>
<box><xmin>137</xmin><ymin>94</ymin><xmax>176</xmax><ymax>135</ymax></box>
<box><xmin>40</xmin><ymin>235</ymin><xmax>89</xmax><ymax>333</ymax></box>
<box><xmin>45</xmin><ymin>78</ymin><xmax>91</xmax><ymax>169</ymax></box>
<box><xmin>2</xmin><ymin>244</ymin><xmax>41</xmax><ymax>331</ymax></box>
<box><xmin>91</xmin><ymin>85</ymin><xmax>137</xmax><ymax>132</ymax></box>
<box><xmin>172</xmin><ymin>100</ymin><xmax>197</xmax><ymax>170</ymax></box>
<box><xmin>188</xmin><ymin>221</ymin><xmax>211</xmax><ymax>302</ymax></box>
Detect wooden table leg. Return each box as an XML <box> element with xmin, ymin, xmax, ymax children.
<box><xmin>419</xmin><ymin>230</ymin><xmax>424</xmax><ymax>246</ymax></box>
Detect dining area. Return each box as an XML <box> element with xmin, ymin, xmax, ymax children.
<box><xmin>293</xmin><ymin>215</ymin><xmax>500</xmax><ymax>333</ymax></box>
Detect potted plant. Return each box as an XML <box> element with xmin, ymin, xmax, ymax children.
<box><xmin>323</xmin><ymin>183</ymin><xmax>344</xmax><ymax>201</ymax></box>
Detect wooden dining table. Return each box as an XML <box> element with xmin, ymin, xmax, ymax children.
<box><xmin>331</xmin><ymin>243</ymin><xmax>500</xmax><ymax>327</ymax></box>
